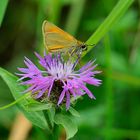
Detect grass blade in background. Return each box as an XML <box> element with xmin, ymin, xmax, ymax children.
<box><xmin>35</xmin><ymin>0</ymin><xmax>49</xmax><ymax>54</ymax></box>
<box><xmin>103</xmin><ymin>35</ymin><xmax>113</xmax><ymax>140</ymax></box>
<box><xmin>0</xmin><ymin>0</ymin><xmax>9</xmax><ymax>27</ymax></box>
<box><xmin>65</xmin><ymin>0</ymin><xmax>86</xmax><ymax>35</ymax></box>
<box><xmin>82</xmin><ymin>0</ymin><xmax>134</xmax><ymax>57</ymax></box>
<box><xmin>48</xmin><ymin>0</ymin><xmax>62</xmax><ymax>25</ymax></box>
<box><xmin>36</xmin><ymin>0</ymin><xmax>63</xmax><ymax>54</ymax></box>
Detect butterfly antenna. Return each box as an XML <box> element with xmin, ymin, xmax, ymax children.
<box><xmin>86</xmin><ymin>44</ymin><xmax>96</xmax><ymax>46</ymax></box>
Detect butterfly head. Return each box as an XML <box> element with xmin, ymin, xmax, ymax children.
<box><xmin>80</xmin><ymin>43</ymin><xmax>95</xmax><ymax>52</ymax></box>
<box><xmin>80</xmin><ymin>43</ymin><xmax>88</xmax><ymax>51</ymax></box>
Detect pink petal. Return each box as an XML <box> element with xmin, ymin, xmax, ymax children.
<box><xmin>66</xmin><ymin>91</ymin><xmax>70</xmax><ymax>110</ymax></box>
<box><xmin>80</xmin><ymin>85</ymin><xmax>96</xmax><ymax>99</ymax></box>
<box><xmin>47</xmin><ymin>79</ymin><xmax>54</xmax><ymax>97</ymax></box>
<box><xmin>57</xmin><ymin>89</ymin><xmax>66</xmax><ymax>105</ymax></box>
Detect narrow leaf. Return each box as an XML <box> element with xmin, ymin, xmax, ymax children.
<box><xmin>0</xmin><ymin>67</ymin><xmax>48</xmax><ymax>129</ymax></box>
<box><xmin>69</xmin><ymin>107</ymin><xmax>80</xmax><ymax>117</ymax></box>
<box><xmin>54</xmin><ymin>114</ymin><xmax>78</xmax><ymax>140</ymax></box>
<box><xmin>25</xmin><ymin>102</ymin><xmax>52</xmax><ymax>112</ymax></box>
<box><xmin>82</xmin><ymin>0</ymin><xmax>134</xmax><ymax>57</ymax></box>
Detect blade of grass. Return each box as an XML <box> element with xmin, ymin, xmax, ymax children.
<box><xmin>103</xmin><ymin>35</ymin><xmax>113</xmax><ymax>140</ymax></box>
<box><xmin>65</xmin><ymin>0</ymin><xmax>86</xmax><ymax>35</ymax></box>
<box><xmin>129</xmin><ymin>22</ymin><xmax>140</xmax><ymax>64</ymax></box>
<box><xmin>82</xmin><ymin>0</ymin><xmax>134</xmax><ymax>57</ymax></box>
<box><xmin>101</xmin><ymin>128</ymin><xmax>140</xmax><ymax>139</ymax></box>
<box><xmin>48</xmin><ymin>0</ymin><xmax>62</xmax><ymax>25</ymax></box>
<box><xmin>35</xmin><ymin>0</ymin><xmax>62</xmax><ymax>54</ymax></box>
<box><xmin>0</xmin><ymin>0</ymin><xmax>9</xmax><ymax>27</ymax></box>
<box><xmin>35</xmin><ymin>0</ymin><xmax>48</xmax><ymax>54</ymax></box>
<box><xmin>112</xmin><ymin>71</ymin><xmax>140</xmax><ymax>87</ymax></box>
<box><xmin>100</xmin><ymin>68</ymin><xmax>140</xmax><ymax>87</ymax></box>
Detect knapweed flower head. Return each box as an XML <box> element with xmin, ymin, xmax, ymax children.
<box><xmin>17</xmin><ymin>52</ymin><xmax>101</xmax><ymax>110</ymax></box>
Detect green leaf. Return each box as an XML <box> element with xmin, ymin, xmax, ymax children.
<box><xmin>0</xmin><ymin>93</ymin><xmax>29</xmax><ymax>110</ymax></box>
<box><xmin>0</xmin><ymin>0</ymin><xmax>9</xmax><ymax>27</ymax></box>
<box><xmin>54</xmin><ymin>114</ymin><xmax>78</xmax><ymax>140</ymax></box>
<box><xmin>24</xmin><ymin>97</ymin><xmax>53</xmax><ymax>112</ymax></box>
<box><xmin>0</xmin><ymin>67</ymin><xmax>48</xmax><ymax>129</ymax></box>
<box><xmin>25</xmin><ymin>102</ymin><xmax>53</xmax><ymax>112</ymax></box>
<box><xmin>69</xmin><ymin>107</ymin><xmax>80</xmax><ymax>117</ymax></box>
<box><xmin>82</xmin><ymin>0</ymin><xmax>134</xmax><ymax>57</ymax></box>
<box><xmin>48</xmin><ymin>107</ymin><xmax>56</xmax><ymax>128</ymax></box>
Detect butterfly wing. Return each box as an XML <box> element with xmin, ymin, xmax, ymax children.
<box><xmin>42</xmin><ymin>20</ymin><xmax>78</xmax><ymax>53</ymax></box>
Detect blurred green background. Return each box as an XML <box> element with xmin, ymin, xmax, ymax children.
<box><xmin>0</xmin><ymin>0</ymin><xmax>140</xmax><ymax>140</ymax></box>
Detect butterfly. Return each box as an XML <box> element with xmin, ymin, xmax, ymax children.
<box><xmin>42</xmin><ymin>20</ymin><xmax>92</xmax><ymax>56</ymax></box>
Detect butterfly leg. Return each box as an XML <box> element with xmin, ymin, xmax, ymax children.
<box><xmin>72</xmin><ymin>50</ymin><xmax>82</xmax><ymax>69</ymax></box>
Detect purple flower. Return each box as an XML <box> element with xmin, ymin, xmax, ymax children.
<box><xmin>17</xmin><ymin>52</ymin><xmax>101</xmax><ymax>110</ymax></box>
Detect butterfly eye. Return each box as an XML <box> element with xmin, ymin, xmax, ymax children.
<box><xmin>81</xmin><ymin>45</ymin><xmax>87</xmax><ymax>51</ymax></box>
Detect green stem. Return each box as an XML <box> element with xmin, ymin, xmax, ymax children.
<box><xmin>52</xmin><ymin>124</ymin><xmax>60</xmax><ymax>140</ymax></box>
<box><xmin>0</xmin><ymin>93</ymin><xmax>29</xmax><ymax>110</ymax></box>
<box><xmin>43</xmin><ymin>110</ymin><xmax>60</xmax><ymax>140</ymax></box>
<box><xmin>82</xmin><ymin>0</ymin><xmax>134</xmax><ymax>57</ymax></box>
<box><xmin>43</xmin><ymin>110</ymin><xmax>53</xmax><ymax>131</ymax></box>
<box><xmin>0</xmin><ymin>0</ymin><xmax>9</xmax><ymax>27</ymax></box>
